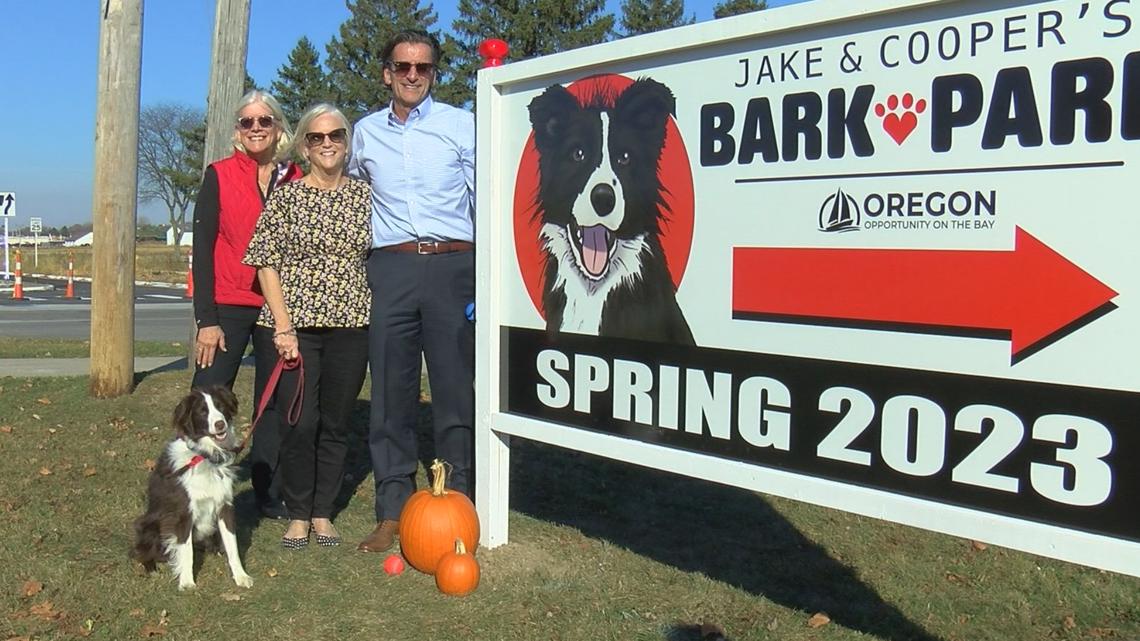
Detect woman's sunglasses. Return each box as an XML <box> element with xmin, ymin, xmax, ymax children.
<box><xmin>305</xmin><ymin>128</ymin><xmax>347</xmax><ymax>147</ymax></box>
<box><xmin>237</xmin><ymin>115</ymin><xmax>276</xmax><ymax>130</ymax></box>
<box><xmin>386</xmin><ymin>61</ymin><xmax>435</xmax><ymax>76</ymax></box>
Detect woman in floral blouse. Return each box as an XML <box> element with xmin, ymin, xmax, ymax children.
<box><xmin>244</xmin><ymin>103</ymin><xmax>371</xmax><ymax>549</ymax></box>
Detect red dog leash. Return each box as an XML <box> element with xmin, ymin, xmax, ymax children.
<box><xmin>235</xmin><ymin>354</ymin><xmax>304</xmax><ymax>454</ymax></box>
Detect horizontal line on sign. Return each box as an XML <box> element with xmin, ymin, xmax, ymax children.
<box><xmin>736</xmin><ymin>160</ymin><xmax>1125</xmax><ymax>183</ymax></box>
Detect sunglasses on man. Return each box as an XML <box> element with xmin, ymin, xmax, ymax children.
<box><xmin>386</xmin><ymin>61</ymin><xmax>435</xmax><ymax>76</ymax></box>
<box><xmin>304</xmin><ymin>128</ymin><xmax>347</xmax><ymax>147</ymax></box>
<box><xmin>237</xmin><ymin>115</ymin><xmax>276</xmax><ymax>130</ymax></box>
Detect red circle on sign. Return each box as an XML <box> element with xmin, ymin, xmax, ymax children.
<box><xmin>512</xmin><ymin>74</ymin><xmax>695</xmax><ymax>318</ymax></box>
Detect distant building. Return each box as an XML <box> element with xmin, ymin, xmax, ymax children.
<box><xmin>166</xmin><ymin>227</ymin><xmax>193</xmax><ymax>246</ymax></box>
<box><xmin>64</xmin><ymin>232</ymin><xmax>94</xmax><ymax>247</ymax></box>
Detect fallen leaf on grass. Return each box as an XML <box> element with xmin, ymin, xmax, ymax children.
<box><xmin>31</xmin><ymin>414</ymin><xmax>41</xmax><ymax>421</ymax></box>
<box><xmin>36</xmin><ymin>398</ymin><xmax>52</xmax><ymax>405</ymax></box>
<box><xmin>21</xmin><ymin>580</ymin><xmax>43</xmax><ymax>597</ymax></box>
<box><xmin>970</xmin><ymin>540</ymin><xmax>988</xmax><ymax>551</ymax></box>
<box><xmin>143</xmin><ymin>459</ymin><xmax>157</xmax><ymax>472</ymax></box>
<box><xmin>38</xmin><ymin>467</ymin><xmax>52</xmax><ymax>476</ymax></box>
<box><xmin>266</xmin><ymin>568</ymin><xmax>278</xmax><ymax>577</ymax></box>
<box><xmin>1062</xmin><ymin>615</ymin><xmax>1076</xmax><ymax>630</ymax></box>
<box><xmin>47</xmin><ymin>428</ymin><xmax>56</xmax><ymax>434</ymax></box>
<box><xmin>1088</xmin><ymin>627</ymin><xmax>1117</xmax><ymax>638</ymax></box>
<box><xmin>4</xmin><ymin>635</ymin><xmax>31</xmax><ymax>641</ymax></box>
<box><xmin>807</xmin><ymin>612</ymin><xmax>831</xmax><ymax>628</ymax></box>
<box><xmin>220</xmin><ymin>592</ymin><xmax>242</xmax><ymax>602</ymax></box>
<box><xmin>0</xmin><ymin>425</ymin><xmax>12</xmax><ymax>434</ymax></box>
<box><xmin>128</xmin><ymin>609</ymin><xmax>144</xmax><ymax>618</ymax></box>
<box><xmin>29</xmin><ymin>600</ymin><xmax>61</xmax><ymax>620</ymax></box>
<box><xmin>83</xmin><ymin>467</ymin><xmax>97</xmax><ymax>477</ymax></box>
<box><xmin>139</xmin><ymin>624</ymin><xmax>166</xmax><ymax>637</ymax></box>
<box><xmin>80</xmin><ymin>618</ymin><xmax>95</xmax><ymax>636</ymax></box>
<box><xmin>766</xmin><ymin>618</ymin><xmax>779</xmax><ymax>631</ymax></box>
<box><xmin>945</xmin><ymin>572</ymin><xmax>969</xmax><ymax>585</ymax></box>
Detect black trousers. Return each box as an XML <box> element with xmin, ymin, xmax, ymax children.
<box><xmin>366</xmin><ymin>249</ymin><xmax>475</xmax><ymax>521</ymax></box>
<box><xmin>190</xmin><ymin>304</ymin><xmax>281</xmax><ymax>503</ymax></box>
<box><xmin>277</xmin><ymin>327</ymin><xmax>369</xmax><ymax>520</ymax></box>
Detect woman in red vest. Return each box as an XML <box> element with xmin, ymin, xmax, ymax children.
<box><xmin>191</xmin><ymin>90</ymin><xmax>303</xmax><ymax>520</ymax></box>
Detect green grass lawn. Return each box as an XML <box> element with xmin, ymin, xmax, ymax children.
<box><xmin>0</xmin><ymin>369</ymin><xmax>1136</xmax><ymax>640</ymax></box>
<box><xmin>0</xmin><ymin>338</ymin><xmax>188</xmax><ymax>359</ymax></box>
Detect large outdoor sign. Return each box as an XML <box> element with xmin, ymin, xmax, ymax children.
<box><xmin>474</xmin><ymin>0</ymin><xmax>1140</xmax><ymax>576</ymax></box>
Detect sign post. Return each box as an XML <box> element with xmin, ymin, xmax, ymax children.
<box><xmin>0</xmin><ymin>192</ymin><xmax>14</xmax><ymax>279</ymax></box>
<box><xmin>29</xmin><ymin>216</ymin><xmax>41</xmax><ymax>268</ymax></box>
<box><xmin>476</xmin><ymin>0</ymin><xmax>1140</xmax><ymax>576</ymax></box>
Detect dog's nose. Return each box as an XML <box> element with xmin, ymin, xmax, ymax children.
<box><xmin>590</xmin><ymin>183</ymin><xmax>615</xmax><ymax>216</ymax></box>
<box><xmin>214</xmin><ymin>420</ymin><xmax>226</xmax><ymax>431</ymax></box>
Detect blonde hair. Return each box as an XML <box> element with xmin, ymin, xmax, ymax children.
<box><xmin>231</xmin><ymin>90</ymin><xmax>293</xmax><ymax>156</ymax></box>
<box><xmin>283</xmin><ymin>103</ymin><xmax>353</xmax><ymax>163</ymax></box>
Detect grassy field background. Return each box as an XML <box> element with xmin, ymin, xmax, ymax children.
<box><xmin>0</xmin><ymin>338</ymin><xmax>188</xmax><ymax>359</ymax></box>
<box><xmin>0</xmin><ymin>366</ymin><xmax>1137</xmax><ymax>640</ymax></box>
<box><xmin>17</xmin><ymin>244</ymin><xmax>187</xmax><ymax>284</ymax></box>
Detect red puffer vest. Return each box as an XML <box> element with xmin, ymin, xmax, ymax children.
<box><xmin>210</xmin><ymin>152</ymin><xmax>301</xmax><ymax>307</ymax></box>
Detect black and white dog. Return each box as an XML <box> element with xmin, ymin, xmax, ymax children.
<box><xmin>131</xmin><ymin>387</ymin><xmax>253</xmax><ymax>591</ymax></box>
<box><xmin>528</xmin><ymin>78</ymin><xmax>694</xmax><ymax>345</ymax></box>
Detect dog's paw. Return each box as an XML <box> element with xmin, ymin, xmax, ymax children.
<box><xmin>233</xmin><ymin>572</ymin><xmax>253</xmax><ymax>588</ymax></box>
<box><xmin>177</xmin><ymin>579</ymin><xmax>196</xmax><ymax>591</ymax></box>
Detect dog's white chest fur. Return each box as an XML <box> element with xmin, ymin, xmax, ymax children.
<box><xmin>166</xmin><ymin>441</ymin><xmax>236</xmax><ymax>539</ymax></box>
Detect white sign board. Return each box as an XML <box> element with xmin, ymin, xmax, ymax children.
<box><xmin>29</xmin><ymin>217</ymin><xmax>42</xmax><ymax>233</ymax></box>
<box><xmin>0</xmin><ymin>192</ymin><xmax>15</xmax><ymax>217</ymax></box>
<box><xmin>475</xmin><ymin>0</ymin><xmax>1140</xmax><ymax>576</ymax></box>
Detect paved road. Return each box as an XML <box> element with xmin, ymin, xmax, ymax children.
<box><xmin>0</xmin><ymin>277</ymin><xmax>194</xmax><ymax>342</ymax></box>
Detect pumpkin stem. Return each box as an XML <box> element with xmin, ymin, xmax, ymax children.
<box><xmin>430</xmin><ymin>459</ymin><xmax>449</xmax><ymax>496</ymax></box>
<box><xmin>455</xmin><ymin>538</ymin><xmax>466</xmax><ymax>555</ymax></box>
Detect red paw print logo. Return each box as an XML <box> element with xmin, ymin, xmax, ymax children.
<box><xmin>875</xmin><ymin>93</ymin><xmax>927</xmax><ymax>145</ymax></box>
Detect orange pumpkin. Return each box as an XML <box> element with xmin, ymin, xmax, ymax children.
<box><xmin>435</xmin><ymin>538</ymin><xmax>480</xmax><ymax>596</ymax></box>
<box><xmin>398</xmin><ymin>459</ymin><xmax>480</xmax><ymax>574</ymax></box>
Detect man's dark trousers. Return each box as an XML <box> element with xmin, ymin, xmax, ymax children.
<box><xmin>366</xmin><ymin>248</ymin><xmax>475</xmax><ymax>521</ymax></box>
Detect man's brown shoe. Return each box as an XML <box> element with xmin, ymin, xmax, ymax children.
<box><xmin>357</xmin><ymin>519</ymin><xmax>399</xmax><ymax>552</ymax></box>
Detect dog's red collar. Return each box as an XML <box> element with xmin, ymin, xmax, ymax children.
<box><xmin>175</xmin><ymin>455</ymin><xmax>206</xmax><ymax>476</ymax></box>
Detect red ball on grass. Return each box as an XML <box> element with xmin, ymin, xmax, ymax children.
<box><xmin>383</xmin><ymin>554</ymin><xmax>406</xmax><ymax>576</ymax></box>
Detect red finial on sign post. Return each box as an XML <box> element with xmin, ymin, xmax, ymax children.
<box><xmin>478</xmin><ymin>39</ymin><xmax>509</xmax><ymax>68</ymax></box>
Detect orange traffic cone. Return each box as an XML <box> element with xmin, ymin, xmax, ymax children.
<box><xmin>64</xmin><ymin>250</ymin><xmax>76</xmax><ymax>299</ymax></box>
<box><xmin>12</xmin><ymin>249</ymin><xmax>25</xmax><ymax>300</ymax></box>
<box><xmin>185</xmin><ymin>250</ymin><xmax>194</xmax><ymax>299</ymax></box>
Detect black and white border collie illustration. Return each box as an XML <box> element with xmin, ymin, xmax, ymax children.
<box><xmin>131</xmin><ymin>387</ymin><xmax>253</xmax><ymax>591</ymax></box>
<box><xmin>528</xmin><ymin>78</ymin><xmax>694</xmax><ymax>345</ymax></box>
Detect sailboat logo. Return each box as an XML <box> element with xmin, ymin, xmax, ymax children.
<box><xmin>818</xmin><ymin>188</ymin><xmax>860</xmax><ymax>233</ymax></box>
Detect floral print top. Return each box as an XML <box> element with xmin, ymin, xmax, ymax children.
<box><xmin>243</xmin><ymin>178</ymin><xmax>372</xmax><ymax>329</ymax></box>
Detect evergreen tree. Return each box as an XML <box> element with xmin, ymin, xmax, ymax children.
<box><xmin>325</xmin><ymin>0</ymin><xmax>460</xmax><ymax>123</ymax></box>
<box><xmin>713</xmin><ymin>0</ymin><xmax>767</xmax><ymax>19</ymax></box>
<box><xmin>620</xmin><ymin>0</ymin><xmax>693</xmax><ymax>37</ymax></box>
<box><xmin>271</xmin><ymin>37</ymin><xmax>335</xmax><ymax>125</ymax></box>
<box><xmin>450</xmin><ymin>0</ymin><xmax>614</xmax><ymax>107</ymax></box>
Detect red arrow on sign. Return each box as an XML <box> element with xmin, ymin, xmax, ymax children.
<box><xmin>732</xmin><ymin>227</ymin><xmax>1117</xmax><ymax>361</ymax></box>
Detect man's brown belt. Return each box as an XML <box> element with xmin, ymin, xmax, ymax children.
<box><xmin>380</xmin><ymin>240</ymin><xmax>474</xmax><ymax>255</ymax></box>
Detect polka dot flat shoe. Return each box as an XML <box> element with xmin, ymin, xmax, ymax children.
<box><xmin>315</xmin><ymin>533</ymin><xmax>340</xmax><ymax>547</ymax></box>
<box><xmin>281</xmin><ymin>535</ymin><xmax>309</xmax><ymax>550</ymax></box>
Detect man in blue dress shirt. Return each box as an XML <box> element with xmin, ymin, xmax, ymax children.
<box><xmin>347</xmin><ymin>29</ymin><xmax>476</xmax><ymax>553</ymax></box>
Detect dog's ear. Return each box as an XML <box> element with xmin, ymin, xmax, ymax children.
<box><xmin>172</xmin><ymin>393</ymin><xmax>198</xmax><ymax>439</ymax></box>
<box><xmin>208</xmin><ymin>385</ymin><xmax>239</xmax><ymax>419</ymax></box>
<box><xmin>528</xmin><ymin>84</ymin><xmax>579</xmax><ymax>151</ymax></box>
<box><xmin>612</xmin><ymin>78</ymin><xmax>676</xmax><ymax>139</ymax></box>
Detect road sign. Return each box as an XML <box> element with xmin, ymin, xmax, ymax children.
<box><xmin>0</xmin><ymin>193</ymin><xmax>14</xmax><ymax>217</ymax></box>
<box><xmin>29</xmin><ymin>217</ymin><xmax>42</xmax><ymax>233</ymax></box>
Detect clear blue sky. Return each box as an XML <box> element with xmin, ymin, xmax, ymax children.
<box><xmin>0</xmin><ymin>0</ymin><xmax>806</xmax><ymax>229</ymax></box>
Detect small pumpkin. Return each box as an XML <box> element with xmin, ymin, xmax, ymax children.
<box><xmin>398</xmin><ymin>459</ymin><xmax>480</xmax><ymax>574</ymax></box>
<box><xmin>435</xmin><ymin>538</ymin><xmax>480</xmax><ymax>596</ymax></box>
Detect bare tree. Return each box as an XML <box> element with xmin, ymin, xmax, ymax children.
<box><xmin>137</xmin><ymin>103</ymin><xmax>203</xmax><ymax>252</ymax></box>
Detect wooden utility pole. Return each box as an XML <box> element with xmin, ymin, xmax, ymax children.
<box><xmin>90</xmin><ymin>0</ymin><xmax>143</xmax><ymax>398</ymax></box>
<box><xmin>189</xmin><ymin>0</ymin><xmax>250</xmax><ymax>364</ymax></box>
<box><xmin>203</xmin><ymin>0</ymin><xmax>250</xmax><ymax>166</ymax></box>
